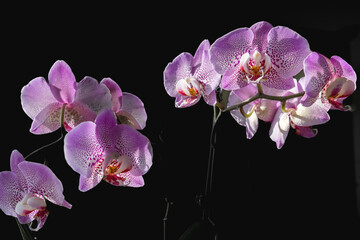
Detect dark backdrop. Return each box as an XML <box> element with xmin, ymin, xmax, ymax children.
<box><xmin>1</xmin><ymin>5</ymin><xmax>359</xmax><ymax>239</ymax></box>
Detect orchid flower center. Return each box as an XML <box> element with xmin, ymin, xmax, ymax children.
<box><xmin>103</xmin><ymin>153</ymin><xmax>132</xmax><ymax>186</ymax></box>
<box><xmin>15</xmin><ymin>193</ymin><xmax>46</xmax><ymax>216</ymax></box>
<box><xmin>176</xmin><ymin>77</ymin><xmax>201</xmax><ymax>97</ymax></box>
<box><xmin>240</xmin><ymin>50</ymin><xmax>271</xmax><ymax>83</ymax></box>
<box><xmin>321</xmin><ymin>77</ymin><xmax>355</xmax><ymax>110</ymax></box>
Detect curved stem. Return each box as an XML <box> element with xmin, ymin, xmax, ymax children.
<box><xmin>222</xmin><ymin>91</ymin><xmax>305</xmax><ymax>113</ymax></box>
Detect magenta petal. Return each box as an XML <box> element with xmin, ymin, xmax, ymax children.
<box><xmin>111</xmin><ymin>124</ymin><xmax>153</xmax><ymax>177</ymax></box>
<box><xmin>164</xmin><ymin>52</ymin><xmax>193</xmax><ymax>97</ymax></box>
<box><xmin>21</xmin><ymin>77</ymin><xmax>58</xmax><ymax>120</ymax></box>
<box><xmin>119</xmin><ymin>92</ymin><xmax>147</xmax><ymax>130</ymax></box>
<box><xmin>76</xmin><ymin>76</ymin><xmax>112</xmax><ymax>114</ymax></box>
<box><xmin>100</xmin><ymin>78</ymin><xmax>123</xmax><ymax>113</ymax></box>
<box><xmin>64</xmin><ymin>121</ymin><xmax>105</xmax><ymax>178</ymax></box>
<box><xmin>266</xmin><ymin>26</ymin><xmax>311</xmax><ymax>79</ymax></box>
<box><xmin>17</xmin><ymin>161</ymin><xmax>71</xmax><ymax>209</ymax></box>
<box><xmin>30</xmin><ymin>102</ymin><xmax>63</xmax><ymax>134</ymax></box>
<box><xmin>64</xmin><ymin>102</ymin><xmax>97</xmax><ymax>131</ymax></box>
<box><xmin>48</xmin><ymin>60</ymin><xmax>77</xmax><ymax>103</ymax></box>
<box><xmin>0</xmin><ymin>171</ymin><xmax>22</xmax><ymax>218</ymax></box>
<box><xmin>10</xmin><ymin>150</ymin><xmax>28</xmax><ymax>192</ymax></box>
<box><xmin>210</xmin><ymin>27</ymin><xmax>253</xmax><ymax>74</ymax></box>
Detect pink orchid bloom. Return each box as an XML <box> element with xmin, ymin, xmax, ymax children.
<box><xmin>227</xmin><ymin>84</ymin><xmax>281</xmax><ymax>139</ymax></box>
<box><xmin>100</xmin><ymin>78</ymin><xmax>147</xmax><ymax>130</ymax></box>
<box><xmin>164</xmin><ymin>39</ymin><xmax>221</xmax><ymax>108</ymax></box>
<box><xmin>270</xmin><ymin>80</ymin><xmax>330</xmax><ymax>149</ymax></box>
<box><xmin>64</xmin><ymin>109</ymin><xmax>153</xmax><ymax>192</ymax></box>
<box><xmin>21</xmin><ymin>60</ymin><xmax>112</xmax><ymax>134</ymax></box>
<box><xmin>0</xmin><ymin>150</ymin><xmax>71</xmax><ymax>231</ymax></box>
<box><xmin>210</xmin><ymin>21</ymin><xmax>311</xmax><ymax>90</ymax></box>
<box><xmin>301</xmin><ymin>52</ymin><xmax>357</xmax><ymax>111</ymax></box>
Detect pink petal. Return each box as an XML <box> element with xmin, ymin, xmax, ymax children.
<box><xmin>164</xmin><ymin>52</ymin><xmax>193</xmax><ymax>97</ymax></box>
<box><xmin>78</xmin><ymin>159</ymin><xmax>104</xmax><ymax>192</ymax></box>
<box><xmin>192</xmin><ymin>39</ymin><xmax>210</xmax><ymax>69</ymax></box>
<box><xmin>0</xmin><ymin>171</ymin><xmax>22</xmax><ymax>218</ymax></box>
<box><xmin>266</xmin><ymin>26</ymin><xmax>311</xmax><ymax>80</ymax></box>
<box><xmin>94</xmin><ymin>109</ymin><xmax>118</xmax><ymax>151</ymax></box>
<box><xmin>75</xmin><ymin>76</ymin><xmax>112</xmax><ymax>114</ymax></box>
<box><xmin>17</xmin><ymin>161</ymin><xmax>71</xmax><ymax>209</ymax></box>
<box><xmin>21</xmin><ymin>77</ymin><xmax>58</xmax><ymax>120</ymax></box>
<box><xmin>175</xmin><ymin>95</ymin><xmax>201</xmax><ymax>108</ymax></box>
<box><xmin>100</xmin><ymin>78</ymin><xmax>123</xmax><ymax>113</ymax></box>
<box><xmin>111</xmin><ymin>124</ymin><xmax>153</xmax><ymax>177</ymax></box>
<box><xmin>331</xmin><ymin>56</ymin><xmax>357</xmax><ymax>85</ymax></box>
<box><xmin>291</xmin><ymin>101</ymin><xmax>330</xmax><ymax>127</ymax></box>
<box><xmin>302</xmin><ymin>52</ymin><xmax>334</xmax><ymax>106</ymax></box>
<box><xmin>10</xmin><ymin>150</ymin><xmax>28</xmax><ymax>192</ymax></box>
<box><xmin>210</xmin><ymin>27</ymin><xmax>253</xmax><ymax>74</ymax></box>
<box><xmin>64</xmin><ymin>121</ymin><xmax>105</xmax><ymax>178</ymax></box>
<box><xmin>250</xmin><ymin>21</ymin><xmax>273</xmax><ymax>52</ymax></box>
<box><xmin>48</xmin><ymin>60</ymin><xmax>77</xmax><ymax>103</ymax></box>
<box><xmin>118</xmin><ymin>92</ymin><xmax>147</xmax><ymax>130</ymax></box>
<box><xmin>30</xmin><ymin>102</ymin><xmax>63</xmax><ymax>134</ymax></box>
<box><xmin>269</xmin><ymin>108</ymin><xmax>290</xmax><ymax>149</ymax></box>
<box><xmin>63</xmin><ymin>101</ymin><xmax>97</xmax><ymax>131</ymax></box>
<box><xmin>220</xmin><ymin>66</ymin><xmax>248</xmax><ymax>90</ymax></box>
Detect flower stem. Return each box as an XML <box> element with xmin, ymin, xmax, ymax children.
<box><xmin>16</xmin><ymin>218</ymin><xmax>33</xmax><ymax>240</ymax></box>
<box><xmin>202</xmin><ymin>105</ymin><xmax>221</xmax><ymax>221</ymax></box>
<box><xmin>222</xmin><ymin>91</ymin><xmax>305</xmax><ymax>113</ymax></box>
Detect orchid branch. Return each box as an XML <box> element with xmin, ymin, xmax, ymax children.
<box><xmin>222</xmin><ymin>89</ymin><xmax>305</xmax><ymax>113</ymax></box>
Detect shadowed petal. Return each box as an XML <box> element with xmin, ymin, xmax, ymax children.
<box><xmin>30</xmin><ymin>102</ymin><xmax>63</xmax><ymax>134</ymax></box>
<box><xmin>48</xmin><ymin>60</ymin><xmax>77</xmax><ymax>103</ymax></box>
<box><xmin>100</xmin><ymin>78</ymin><xmax>123</xmax><ymax>113</ymax></box>
<box><xmin>118</xmin><ymin>92</ymin><xmax>147</xmax><ymax>130</ymax></box>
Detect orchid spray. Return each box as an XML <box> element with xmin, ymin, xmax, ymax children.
<box><xmin>163</xmin><ymin>21</ymin><xmax>356</xmax><ymax>239</ymax></box>
<box><xmin>0</xmin><ymin>20</ymin><xmax>357</xmax><ymax>240</ymax></box>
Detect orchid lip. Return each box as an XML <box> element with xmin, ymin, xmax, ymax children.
<box><xmin>175</xmin><ymin>77</ymin><xmax>201</xmax><ymax>97</ymax></box>
<box><xmin>15</xmin><ymin>193</ymin><xmax>47</xmax><ymax>216</ymax></box>
<box><xmin>240</xmin><ymin>51</ymin><xmax>271</xmax><ymax>83</ymax></box>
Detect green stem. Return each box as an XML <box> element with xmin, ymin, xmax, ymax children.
<box><xmin>16</xmin><ymin>218</ymin><xmax>33</xmax><ymax>240</ymax></box>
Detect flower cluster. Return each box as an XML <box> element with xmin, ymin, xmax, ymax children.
<box><xmin>164</xmin><ymin>21</ymin><xmax>357</xmax><ymax>149</ymax></box>
<box><xmin>1</xmin><ymin>60</ymin><xmax>153</xmax><ymax>231</ymax></box>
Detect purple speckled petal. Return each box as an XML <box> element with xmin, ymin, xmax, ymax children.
<box><xmin>175</xmin><ymin>95</ymin><xmax>201</xmax><ymax>108</ymax></box>
<box><xmin>330</xmin><ymin>55</ymin><xmax>357</xmax><ymax>88</ymax></box>
<box><xmin>210</xmin><ymin>27</ymin><xmax>253</xmax><ymax>74</ymax></box>
<box><xmin>111</xmin><ymin>124</ymin><xmax>153</xmax><ymax>177</ymax></box>
<box><xmin>266</xmin><ymin>26</ymin><xmax>311</xmax><ymax>81</ymax></box>
<box><xmin>193</xmin><ymin>39</ymin><xmax>210</xmax><ymax>71</ymax></box>
<box><xmin>221</xmin><ymin>66</ymin><xmax>248</xmax><ymax>90</ymax></box>
<box><xmin>48</xmin><ymin>60</ymin><xmax>77</xmax><ymax>104</ymax></box>
<box><xmin>164</xmin><ymin>52</ymin><xmax>193</xmax><ymax>97</ymax></box>
<box><xmin>18</xmin><ymin>161</ymin><xmax>71</xmax><ymax>209</ymax></box>
<box><xmin>0</xmin><ymin>171</ymin><xmax>22</xmax><ymax>218</ymax></box>
<box><xmin>64</xmin><ymin>121</ymin><xmax>105</xmax><ymax>178</ymax></box>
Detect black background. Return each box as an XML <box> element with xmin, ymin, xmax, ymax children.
<box><xmin>1</xmin><ymin>5</ymin><xmax>360</xmax><ymax>239</ymax></box>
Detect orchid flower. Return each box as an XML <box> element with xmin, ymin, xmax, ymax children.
<box><xmin>21</xmin><ymin>60</ymin><xmax>112</xmax><ymax>134</ymax></box>
<box><xmin>270</xmin><ymin>80</ymin><xmax>330</xmax><ymax>149</ymax></box>
<box><xmin>64</xmin><ymin>109</ymin><xmax>153</xmax><ymax>192</ymax></box>
<box><xmin>227</xmin><ymin>84</ymin><xmax>281</xmax><ymax>139</ymax></box>
<box><xmin>0</xmin><ymin>150</ymin><xmax>72</xmax><ymax>231</ymax></box>
<box><xmin>210</xmin><ymin>21</ymin><xmax>311</xmax><ymax>90</ymax></box>
<box><xmin>100</xmin><ymin>78</ymin><xmax>147</xmax><ymax>130</ymax></box>
<box><xmin>301</xmin><ymin>52</ymin><xmax>357</xmax><ymax>111</ymax></box>
<box><xmin>164</xmin><ymin>39</ymin><xmax>221</xmax><ymax>108</ymax></box>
